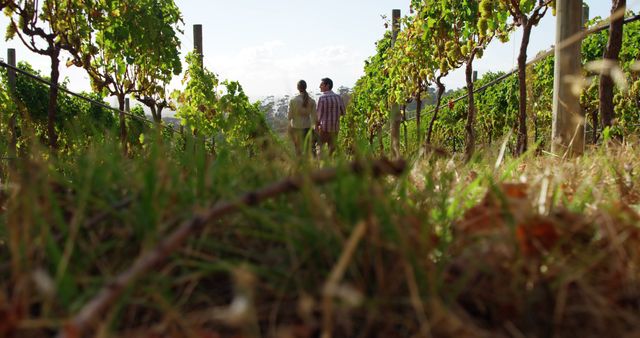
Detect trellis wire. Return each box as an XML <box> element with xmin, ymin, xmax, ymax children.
<box><xmin>402</xmin><ymin>13</ymin><xmax>640</xmax><ymax>123</ymax></box>
<box><xmin>0</xmin><ymin>59</ymin><xmax>206</xmax><ymax>141</ymax></box>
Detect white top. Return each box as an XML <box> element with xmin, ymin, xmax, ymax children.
<box><xmin>288</xmin><ymin>93</ymin><xmax>317</xmax><ymax>129</ymax></box>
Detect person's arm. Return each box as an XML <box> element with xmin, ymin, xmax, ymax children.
<box><xmin>288</xmin><ymin>99</ymin><xmax>294</xmax><ymax>121</ymax></box>
<box><xmin>310</xmin><ymin>99</ymin><xmax>317</xmax><ymax>127</ymax></box>
<box><xmin>339</xmin><ymin>97</ymin><xmax>346</xmax><ymax>116</ymax></box>
<box><xmin>316</xmin><ymin>97</ymin><xmax>324</xmax><ymax>130</ymax></box>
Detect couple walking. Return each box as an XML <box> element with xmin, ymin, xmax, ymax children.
<box><xmin>287</xmin><ymin>78</ymin><xmax>345</xmax><ymax>156</ymax></box>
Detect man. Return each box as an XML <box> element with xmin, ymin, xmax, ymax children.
<box><xmin>315</xmin><ymin>77</ymin><xmax>345</xmax><ymax>154</ymax></box>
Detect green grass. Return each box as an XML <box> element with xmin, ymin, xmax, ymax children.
<box><xmin>2</xmin><ymin>129</ymin><xmax>640</xmax><ymax>338</ymax></box>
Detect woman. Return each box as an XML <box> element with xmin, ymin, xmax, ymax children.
<box><xmin>287</xmin><ymin>80</ymin><xmax>317</xmax><ymax>155</ymax></box>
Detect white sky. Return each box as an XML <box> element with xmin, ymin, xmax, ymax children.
<box><xmin>1</xmin><ymin>1</ymin><xmax>639</xmax><ymax>102</ymax></box>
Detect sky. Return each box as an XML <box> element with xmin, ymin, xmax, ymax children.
<box><xmin>1</xmin><ymin>0</ymin><xmax>639</xmax><ymax>103</ymax></box>
<box><xmin>180</xmin><ymin>0</ymin><xmax>412</xmax><ymax>99</ymax></box>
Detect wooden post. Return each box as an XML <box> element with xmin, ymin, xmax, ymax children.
<box><xmin>582</xmin><ymin>4</ymin><xmax>589</xmax><ymax>28</ymax></box>
<box><xmin>125</xmin><ymin>97</ymin><xmax>130</xmax><ymax>113</ymax></box>
<box><xmin>192</xmin><ymin>24</ymin><xmax>211</xmax><ymax>152</ymax></box>
<box><xmin>473</xmin><ymin>70</ymin><xmax>478</xmax><ymax>83</ymax></box>
<box><xmin>194</xmin><ymin>24</ymin><xmax>203</xmax><ymax>68</ymax></box>
<box><xmin>7</xmin><ymin>48</ymin><xmax>17</xmax><ymax>159</ymax></box>
<box><xmin>551</xmin><ymin>0</ymin><xmax>584</xmax><ymax>157</ymax></box>
<box><xmin>390</xmin><ymin>9</ymin><xmax>401</xmax><ymax>158</ymax></box>
<box><xmin>7</xmin><ymin>49</ymin><xmax>16</xmax><ymax>90</ymax></box>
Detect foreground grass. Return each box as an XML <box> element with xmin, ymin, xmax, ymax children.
<box><xmin>1</xmin><ymin>135</ymin><xmax>640</xmax><ymax>338</ymax></box>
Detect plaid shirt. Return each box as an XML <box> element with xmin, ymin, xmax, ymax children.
<box><xmin>316</xmin><ymin>90</ymin><xmax>345</xmax><ymax>132</ymax></box>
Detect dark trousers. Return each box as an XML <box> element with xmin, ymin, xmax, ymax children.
<box><xmin>318</xmin><ymin>130</ymin><xmax>338</xmax><ymax>154</ymax></box>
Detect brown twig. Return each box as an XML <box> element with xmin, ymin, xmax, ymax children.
<box><xmin>58</xmin><ymin>158</ymin><xmax>406</xmax><ymax>338</ymax></box>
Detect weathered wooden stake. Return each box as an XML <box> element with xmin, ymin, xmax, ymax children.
<box><xmin>582</xmin><ymin>4</ymin><xmax>590</xmax><ymax>28</ymax></box>
<box><xmin>7</xmin><ymin>49</ymin><xmax>15</xmax><ymax>90</ymax></box>
<box><xmin>390</xmin><ymin>9</ymin><xmax>401</xmax><ymax>158</ymax></box>
<box><xmin>551</xmin><ymin>0</ymin><xmax>584</xmax><ymax>157</ymax></box>
<box><xmin>194</xmin><ymin>24</ymin><xmax>203</xmax><ymax>68</ymax></box>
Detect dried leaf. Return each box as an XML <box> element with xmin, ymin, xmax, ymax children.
<box><xmin>516</xmin><ymin>216</ymin><xmax>559</xmax><ymax>256</ymax></box>
<box><xmin>501</xmin><ymin>182</ymin><xmax>528</xmax><ymax>199</ymax></box>
<box><xmin>456</xmin><ymin>183</ymin><xmax>530</xmax><ymax>235</ymax></box>
<box><xmin>61</xmin><ymin>324</ymin><xmax>80</xmax><ymax>338</ymax></box>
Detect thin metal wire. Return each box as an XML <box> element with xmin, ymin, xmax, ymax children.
<box><xmin>403</xmin><ymin>13</ymin><xmax>640</xmax><ymax>123</ymax></box>
<box><xmin>0</xmin><ymin>61</ymin><xmax>147</xmax><ymax>122</ymax></box>
<box><xmin>0</xmin><ymin>60</ymin><xmax>205</xmax><ymax>141</ymax></box>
